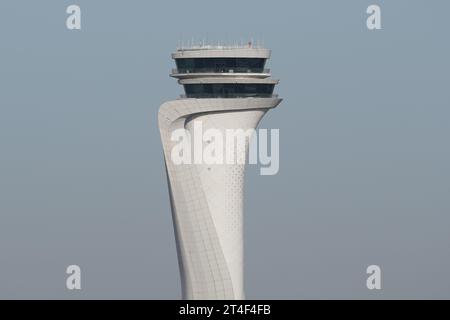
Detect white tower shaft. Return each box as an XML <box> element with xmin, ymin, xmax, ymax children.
<box><xmin>159</xmin><ymin>98</ymin><xmax>280</xmax><ymax>299</ymax></box>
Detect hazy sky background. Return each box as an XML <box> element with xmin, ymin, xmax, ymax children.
<box><xmin>0</xmin><ymin>0</ymin><xmax>449</xmax><ymax>299</ymax></box>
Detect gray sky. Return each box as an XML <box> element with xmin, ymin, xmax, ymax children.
<box><xmin>0</xmin><ymin>0</ymin><xmax>449</xmax><ymax>299</ymax></box>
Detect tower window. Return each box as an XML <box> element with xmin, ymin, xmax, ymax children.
<box><xmin>183</xmin><ymin>83</ymin><xmax>275</xmax><ymax>98</ymax></box>
<box><xmin>175</xmin><ymin>58</ymin><xmax>266</xmax><ymax>74</ymax></box>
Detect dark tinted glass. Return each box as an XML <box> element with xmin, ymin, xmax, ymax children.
<box><xmin>176</xmin><ymin>58</ymin><xmax>266</xmax><ymax>73</ymax></box>
<box><xmin>184</xmin><ymin>84</ymin><xmax>275</xmax><ymax>98</ymax></box>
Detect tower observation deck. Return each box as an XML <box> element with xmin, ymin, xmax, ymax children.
<box><xmin>158</xmin><ymin>44</ymin><xmax>282</xmax><ymax>300</ymax></box>
<box><xmin>170</xmin><ymin>45</ymin><xmax>279</xmax><ymax>98</ymax></box>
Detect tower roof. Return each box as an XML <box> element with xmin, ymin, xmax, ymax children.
<box><xmin>172</xmin><ymin>46</ymin><xmax>271</xmax><ymax>59</ymax></box>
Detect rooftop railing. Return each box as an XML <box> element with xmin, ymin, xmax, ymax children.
<box><xmin>176</xmin><ymin>44</ymin><xmax>266</xmax><ymax>51</ymax></box>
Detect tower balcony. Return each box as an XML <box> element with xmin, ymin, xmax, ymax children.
<box><xmin>179</xmin><ymin>93</ymin><xmax>279</xmax><ymax>99</ymax></box>
<box><xmin>171</xmin><ymin>68</ymin><xmax>271</xmax><ymax>79</ymax></box>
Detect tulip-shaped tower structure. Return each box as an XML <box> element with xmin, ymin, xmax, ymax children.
<box><xmin>158</xmin><ymin>44</ymin><xmax>282</xmax><ymax>299</ymax></box>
